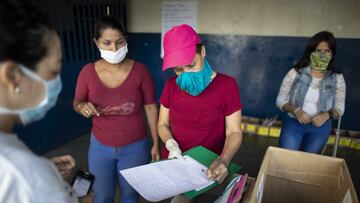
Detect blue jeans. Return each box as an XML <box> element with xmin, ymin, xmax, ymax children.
<box><xmin>278</xmin><ymin>116</ymin><xmax>331</xmax><ymax>154</ymax></box>
<box><xmin>89</xmin><ymin>134</ymin><xmax>150</xmax><ymax>203</ymax></box>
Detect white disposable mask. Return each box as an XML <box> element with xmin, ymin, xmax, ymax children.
<box><xmin>0</xmin><ymin>65</ymin><xmax>62</xmax><ymax>125</ymax></box>
<box><xmin>99</xmin><ymin>44</ymin><xmax>128</xmax><ymax>64</ymax></box>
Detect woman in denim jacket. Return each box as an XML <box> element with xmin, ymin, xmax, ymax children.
<box><xmin>276</xmin><ymin>31</ymin><xmax>346</xmax><ymax>154</ymax></box>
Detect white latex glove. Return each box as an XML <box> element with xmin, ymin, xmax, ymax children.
<box><xmin>166</xmin><ymin>139</ymin><xmax>185</xmax><ymax>161</ymax></box>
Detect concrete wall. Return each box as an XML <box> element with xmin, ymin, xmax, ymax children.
<box><xmin>126</xmin><ymin>0</ymin><xmax>360</xmax><ymax>38</ymax></box>
<box><xmin>124</xmin><ymin>0</ymin><xmax>360</xmax><ymax>131</ymax></box>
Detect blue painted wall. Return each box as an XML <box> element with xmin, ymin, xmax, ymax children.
<box><xmin>16</xmin><ymin>32</ymin><xmax>360</xmax><ymax>154</ymax></box>
<box><xmin>127</xmin><ymin>33</ymin><xmax>360</xmax><ymax>131</ymax></box>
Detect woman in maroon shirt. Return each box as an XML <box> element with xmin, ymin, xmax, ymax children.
<box><xmin>73</xmin><ymin>16</ymin><xmax>159</xmax><ymax>203</ymax></box>
<box><xmin>158</xmin><ymin>24</ymin><xmax>243</xmax><ymax>203</ymax></box>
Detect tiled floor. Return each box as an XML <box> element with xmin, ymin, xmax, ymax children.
<box><xmin>45</xmin><ymin>133</ymin><xmax>360</xmax><ymax>202</ymax></box>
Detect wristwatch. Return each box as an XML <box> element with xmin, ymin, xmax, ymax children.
<box><xmin>328</xmin><ymin>110</ymin><xmax>334</xmax><ymax>119</ymax></box>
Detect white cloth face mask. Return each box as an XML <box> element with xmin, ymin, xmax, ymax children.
<box><xmin>99</xmin><ymin>44</ymin><xmax>128</xmax><ymax>64</ymax></box>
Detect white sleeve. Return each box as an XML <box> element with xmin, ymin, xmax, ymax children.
<box><xmin>0</xmin><ymin>156</ymin><xmax>78</xmax><ymax>203</ymax></box>
<box><xmin>334</xmin><ymin>74</ymin><xmax>346</xmax><ymax>115</ymax></box>
<box><xmin>276</xmin><ymin>68</ymin><xmax>298</xmax><ymax>111</ymax></box>
<box><xmin>0</xmin><ymin>157</ymin><xmax>32</xmax><ymax>203</ymax></box>
<box><xmin>33</xmin><ymin>160</ymin><xmax>79</xmax><ymax>203</ymax></box>
<box><xmin>0</xmin><ymin>135</ymin><xmax>78</xmax><ymax>203</ymax></box>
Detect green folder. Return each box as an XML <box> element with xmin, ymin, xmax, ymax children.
<box><xmin>183</xmin><ymin>146</ymin><xmax>241</xmax><ymax>199</ymax></box>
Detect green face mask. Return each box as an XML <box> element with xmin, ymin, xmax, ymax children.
<box><xmin>310</xmin><ymin>51</ymin><xmax>332</xmax><ymax>72</ymax></box>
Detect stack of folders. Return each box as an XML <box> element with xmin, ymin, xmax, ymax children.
<box><xmin>214</xmin><ymin>174</ymin><xmax>255</xmax><ymax>203</ymax></box>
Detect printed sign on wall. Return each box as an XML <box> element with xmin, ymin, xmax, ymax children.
<box><xmin>161</xmin><ymin>0</ymin><xmax>198</xmax><ymax>57</ymax></box>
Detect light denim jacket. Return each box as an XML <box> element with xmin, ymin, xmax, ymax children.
<box><xmin>289</xmin><ymin>66</ymin><xmax>337</xmax><ymax>113</ymax></box>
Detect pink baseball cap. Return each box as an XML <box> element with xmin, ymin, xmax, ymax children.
<box><xmin>162</xmin><ymin>24</ymin><xmax>201</xmax><ymax>71</ymax></box>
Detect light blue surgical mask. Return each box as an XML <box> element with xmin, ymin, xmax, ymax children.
<box><xmin>0</xmin><ymin>65</ymin><xmax>62</xmax><ymax>125</ymax></box>
<box><xmin>176</xmin><ymin>59</ymin><xmax>213</xmax><ymax>96</ymax></box>
<box><xmin>19</xmin><ymin>75</ymin><xmax>62</xmax><ymax>125</ymax></box>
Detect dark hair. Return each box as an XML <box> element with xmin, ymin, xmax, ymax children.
<box><xmin>0</xmin><ymin>0</ymin><xmax>55</xmax><ymax>70</ymax></box>
<box><xmin>293</xmin><ymin>31</ymin><xmax>341</xmax><ymax>74</ymax></box>
<box><xmin>94</xmin><ymin>15</ymin><xmax>126</xmax><ymax>40</ymax></box>
<box><xmin>196</xmin><ymin>43</ymin><xmax>203</xmax><ymax>54</ymax></box>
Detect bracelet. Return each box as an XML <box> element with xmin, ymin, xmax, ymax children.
<box><xmin>293</xmin><ymin>107</ymin><xmax>301</xmax><ymax>114</ymax></box>
<box><xmin>217</xmin><ymin>157</ymin><xmax>229</xmax><ymax>167</ymax></box>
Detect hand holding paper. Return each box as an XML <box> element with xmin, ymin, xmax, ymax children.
<box><xmin>120</xmin><ymin>146</ymin><xmax>242</xmax><ymax>201</ymax></box>
<box><xmin>120</xmin><ymin>156</ymin><xmax>213</xmax><ymax>202</ymax></box>
<box><xmin>207</xmin><ymin>157</ymin><xmax>229</xmax><ymax>183</ymax></box>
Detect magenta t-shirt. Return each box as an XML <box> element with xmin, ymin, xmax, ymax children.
<box><xmin>160</xmin><ymin>73</ymin><xmax>243</xmax><ymax>158</ymax></box>
<box><xmin>74</xmin><ymin>61</ymin><xmax>156</xmax><ymax>147</ymax></box>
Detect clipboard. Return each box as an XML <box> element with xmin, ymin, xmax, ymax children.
<box><xmin>183</xmin><ymin>146</ymin><xmax>242</xmax><ymax>199</ymax></box>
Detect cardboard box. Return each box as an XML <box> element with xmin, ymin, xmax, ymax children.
<box><xmin>245</xmin><ymin>147</ymin><xmax>359</xmax><ymax>203</ymax></box>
